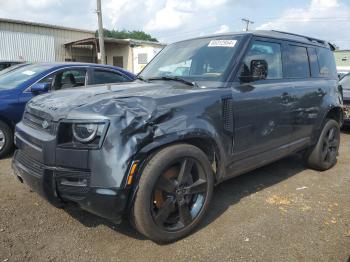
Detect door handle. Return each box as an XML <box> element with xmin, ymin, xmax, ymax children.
<box><xmin>317</xmin><ymin>88</ymin><xmax>326</xmax><ymax>97</ymax></box>
<box><xmin>280</xmin><ymin>92</ymin><xmax>291</xmax><ymax>102</ymax></box>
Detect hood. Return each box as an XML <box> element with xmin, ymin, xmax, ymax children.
<box><xmin>26</xmin><ymin>81</ymin><xmax>206</xmax><ymax>121</ymax></box>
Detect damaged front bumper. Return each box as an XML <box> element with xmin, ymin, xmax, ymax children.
<box><xmin>12</xmin><ymin>150</ymin><xmax>130</xmax><ymax>222</ymax></box>
<box><xmin>12</xmin><ymin>120</ymin><xmax>131</xmax><ymax>222</ymax></box>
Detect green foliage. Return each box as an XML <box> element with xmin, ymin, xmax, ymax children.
<box><xmin>95</xmin><ymin>29</ymin><xmax>158</xmax><ymax>42</ymax></box>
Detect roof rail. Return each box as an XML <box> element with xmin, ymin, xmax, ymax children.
<box><xmin>271</xmin><ymin>30</ymin><xmax>326</xmax><ymax>45</ymax></box>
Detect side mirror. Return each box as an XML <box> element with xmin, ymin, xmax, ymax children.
<box><xmin>250</xmin><ymin>59</ymin><xmax>268</xmax><ymax>80</ymax></box>
<box><xmin>31</xmin><ymin>82</ymin><xmax>50</xmax><ymax>94</ymax></box>
<box><xmin>239</xmin><ymin>59</ymin><xmax>268</xmax><ymax>83</ymax></box>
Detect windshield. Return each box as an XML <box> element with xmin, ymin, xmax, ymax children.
<box><xmin>340</xmin><ymin>74</ymin><xmax>350</xmax><ymax>90</ymax></box>
<box><xmin>0</xmin><ymin>64</ymin><xmax>52</xmax><ymax>90</ymax></box>
<box><xmin>139</xmin><ymin>36</ymin><xmax>242</xmax><ymax>82</ymax></box>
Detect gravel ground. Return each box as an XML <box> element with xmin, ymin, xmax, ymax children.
<box><xmin>1</xmin><ymin>131</ymin><xmax>349</xmax><ymax>262</ymax></box>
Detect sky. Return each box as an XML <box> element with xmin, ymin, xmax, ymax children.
<box><xmin>0</xmin><ymin>0</ymin><xmax>349</xmax><ymax>48</ymax></box>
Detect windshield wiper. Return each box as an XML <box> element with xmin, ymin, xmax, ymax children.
<box><xmin>136</xmin><ymin>76</ymin><xmax>149</xmax><ymax>82</ymax></box>
<box><xmin>147</xmin><ymin>76</ymin><xmax>198</xmax><ymax>87</ymax></box>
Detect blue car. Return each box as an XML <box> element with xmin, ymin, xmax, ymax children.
<box><xmin>0</xmin><ymin>62</ymin><xmax>136</xmax><ymax>157</ymax></box>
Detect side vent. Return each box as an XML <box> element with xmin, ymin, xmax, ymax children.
<box><xmin>222</xmin><ymin>97</ymin><xmax>233</xmax><ymax>133</ymax></box>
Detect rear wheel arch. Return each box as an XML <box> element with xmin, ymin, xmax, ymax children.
<box><xmin>312</xmin><ymin>106</ymin><xmax>343</xmax><ymax>143</ymax></box>
<box><xmin>324</xmin><ymin>106</ymin><xmax>343</xmax><ymax>124</ymax></box>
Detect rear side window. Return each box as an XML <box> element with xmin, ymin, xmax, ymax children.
<box><xmin>92</xmin><ymin>70</ymin><xmax>129</xmax><ymax>85</ymax></box>
<box><xmin>317</xmin><ymin>48</ymin><xmax>337</xmax><ymax>78</ymax></box>
<box><xmin>284</xmin><ymin>45</ymin><xmax>310</xmax><ymax>78</ymax></box>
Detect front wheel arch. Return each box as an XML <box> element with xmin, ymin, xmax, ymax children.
<box><xmin>125</xmin><ymin>134</ymin><xmax>224</xmax><ymax>218</ymax></box>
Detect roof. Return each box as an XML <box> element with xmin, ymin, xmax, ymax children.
<box><xmin>0</xmin><ymin>17</ymin><xmax>94</xmax><ymax>34</ymax></box>
<box><xmin>65</xmin><ymin>37</ymin><xmax>166</xmax><ymax>47</ymax></box>
<box><xmin>179</xmin><ymin>30</ymin><xmax>331</xmax><ymax>49</ymax></box>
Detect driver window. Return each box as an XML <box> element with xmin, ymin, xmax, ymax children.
<box><xmin>53</xmin><ymin>69</ymin><xmax>87</xmax><ymax>90</ymax></box>
<box><xmin>241</xmin><ymin>41</ymin><xmax>283</xmax><ymax>80</ymax></box>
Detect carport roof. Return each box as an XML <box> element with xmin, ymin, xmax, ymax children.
<box><xmin>64</xmin><ymin>37</ymin><xmax>166</xmax><ymax>47</ymax></box>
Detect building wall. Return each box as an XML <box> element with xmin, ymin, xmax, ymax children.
<box><xmin>0</xmin><ymin>20</ymin><xmax>94</xmax><ymax>62</ymax></box>
<box><xmin>104</xmin><ymin>43</ymin><xmax>131</xmax><ymax>71</ymax></box>
<box><xmin>0</xmin><ymin>30</ymin><xmax>55</xmax><ymax>61</ymax></box>
<box><xmin>334</xmin><ymin>50</ymin><xmax>350</xmax><ymax>67</ymax></box>
<box><xmin>132</xmin><ymin>45</ymin><xmax>163</xmax><ymax>74</ymax></box>
<box><xmin>65</xmin><ymin>46</ymin><xmax>96</xmax><ymax>63</ymax></box>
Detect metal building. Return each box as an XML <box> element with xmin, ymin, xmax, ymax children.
<box><xmin>0</xmin><ymin>18</ymin><xmax>94</xmax><ymax>62</ymax></box>
<box><xmin>0</xmin><ymin>18</ymin><xmax>166</xmax><ymax>73</ymax></box>
<box><xmin>64</xmin><ymin>37</ymin><xmax>166</xmax><ymax>73</ymax></box>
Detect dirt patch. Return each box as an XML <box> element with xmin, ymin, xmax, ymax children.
<box><xmin>1</xmin><ymin>132</ymin><xmax>350</xmax><ymax>261</ymax></box>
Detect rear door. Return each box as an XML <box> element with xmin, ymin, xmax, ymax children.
<box><xmin>283</xmin><ymin>43</ymin><xmax>331</xmax><ymax>142</ymax></box>
<box><xmin>231</xmin><ymin>37</ymin><xmax>294</xmax><ymax>161</ymax></box>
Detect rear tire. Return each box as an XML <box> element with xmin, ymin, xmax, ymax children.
<box><xmin>304</xmin><ymin>119</ymin><xmax>340</xmax><ymax>171</ymax></box>
<box><xmin>132</xmin><ymin>144</ymin><xmax>214</xmax><ymax>243</ymax></box>
<box><xmin>0</xmin><ymin>121</ymin><xmax>13</xmax><ymax>159</ymax></box>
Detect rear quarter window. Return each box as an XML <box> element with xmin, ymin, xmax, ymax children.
<box><xmin>317</xmin><ymin>48</ymin><xmax>337</xmax><ymax>78</ymax></box>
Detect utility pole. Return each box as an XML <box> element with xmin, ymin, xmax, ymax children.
<box><xmin>96</xmin><ymin>0</ymin><xmax>106</xmax><ymax>64</ymax></box>
<box><xmin>241</xmin><ymin>18</ymin><xmax>254</xmax><ymax>31</ymax></box>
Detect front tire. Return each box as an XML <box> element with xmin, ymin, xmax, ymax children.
<box><xmin>304</xmin><ymin>119</ymin><xmax>340</xmax><ymax>171</ymax></box>
<box><xmin>132</xmin><ymin>144</ymin><xmax>214</xmax><ymax>243</ymax></box>
<box><xmin>0</xmin><ymin>121</ymin><xmax>13</xmax><ymax>159</ymax></box>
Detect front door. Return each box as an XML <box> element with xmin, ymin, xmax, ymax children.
<box><xmin>230</xmin><ymin>38</ymin><xmax>293</xmax><ymax>162</ymax></box>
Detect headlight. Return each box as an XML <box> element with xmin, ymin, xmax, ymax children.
<box><xmin>73</xmin><ymin>123</ymin><xmax>98</xmax><ymax>143</ymax></box>
<box><xmin>57</xmin><ymin>121</ymin><xmax>109</xmax><ymax>149</ymax></box>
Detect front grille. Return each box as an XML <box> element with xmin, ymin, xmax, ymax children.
<box><xmin>23</xmin><ymin>112</ymin><xmax>57</xmax><ymax>134</ymax></box>
<box><xmin>15</xmin><ymin>151</ymin><xmax>43</xmax><ymax>178</ymax></box>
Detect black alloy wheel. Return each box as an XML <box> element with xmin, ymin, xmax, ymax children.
<box><xmin>151</xmin><ymin>157</ymin><xmax>208</xmax><ymax>231</ymax></box>
<box><xmin>132</xmin><ymin>144</ymin><xmax>214</xmax><ymax>243</ymax></box>
<box><xmin>304</xmin><ymin>119</ymin><xmax>340</xmax><ymax>171</ymax></box>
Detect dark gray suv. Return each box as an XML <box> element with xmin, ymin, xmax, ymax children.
<box><xmin>12</xmin><ymin>31</ymin><xmax>343</xmax><ymax>243</ymax></box>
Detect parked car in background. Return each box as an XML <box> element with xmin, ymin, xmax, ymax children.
<box><xmin>338</xmin><ymin>71</ymin><xmax>350</xmax><ymax>80</ymax></box>
<box><xmin>337</xmin><ymin>66</ymin><xmax>350</xmax><ymax>80</ymax></box>
<box><xmin>12</xmin><ymin>31</ymin><xmax>342</xmax><ymax>242</ymax></box>
<box><xmin>0</xmin><ymin>61</ymin><xmax>23</xmax><ymax>71</ymax></box>
<box><xmin>340</xmin><ymin>73</ymin><xmax>350</xmax><ymax>126</ymax></box>
<box><xmin>0</xmin><ymin>62</ymin><xmax>32</xmax><ymax>76</ymax></box>
<box><xmin>0</xmin><ymin>62</ymin><xmax>135</xmax><ymax>158</ymax></box>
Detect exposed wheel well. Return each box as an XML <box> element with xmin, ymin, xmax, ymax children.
<box><xmin>182</xmin><ymin>137</ymin><xmax>218</xmax><ymax>172</ymax></box>
<box><xmin>325</xmin><ymin>107</ymin><xmax>343</xmax><ymax>124</ymax></box>
<box><xmin>140</xmin><ymin>137</ymin><xmax>221</xmax><ymax>180</ymax></box>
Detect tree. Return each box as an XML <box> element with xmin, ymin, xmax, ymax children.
<box><xmin>95</xmin><ymin>29</ymin><xmax>158</xmax><ymax>42</ymax></box>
